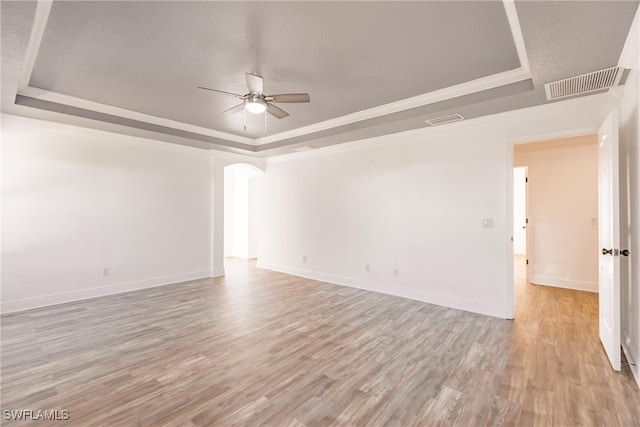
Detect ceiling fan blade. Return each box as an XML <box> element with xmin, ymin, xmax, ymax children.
<box><xmin>224</xmin><ymin>103</ymin><xmax>246</xmax><ymax>115</ymax></box>
<box><xmin>268</xmin><ymin>93</ymin><xmax>310</xmax><ymax>103</ymax></box>
<box><xmin>266</xmin><ymin>103</ymin><xmax>289</xmax><ymax>119</ymax></box>
<box><xmin>246</xmin><ymin>73</ymin><xmax>264</xmax><ymax>94</ymax></box>
<box><xmin>198</xmin><ymin>87</ymin><xmax>244</xmax><ymax>98</ymax></box>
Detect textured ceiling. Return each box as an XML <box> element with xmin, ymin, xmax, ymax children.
<box><xmin>30</xmin><ymin>1</ymin><xmax>519</xmax><ymax>138</ymax></box>
<box><xmin>1</xmin><ymin>1</ymin><xmax>638</xmax><ymax>155</ymax></box>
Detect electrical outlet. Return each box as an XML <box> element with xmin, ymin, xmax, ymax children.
<box><xmin>394</xmin><ymin>268</ymin><xmax>399</xmax><ymax>277</ymax></box>
<box><xmin>365</xmin><ymin>264</ymin><xmax>370</xmax><ymax>272</ymax></box>
<box><xmin>302</xmin><ymin>255</ymin><xmax>307</xmax><ymax>263</ymax></box>
<box><xmin>102</xmin><ymin>268</ymin><xmax>110</xmax><ymax>277</ymax></box>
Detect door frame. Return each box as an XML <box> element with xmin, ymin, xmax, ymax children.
<box><xmin>505</xmin><ymin>128</ymin><xmax>605</xmax><ymax>319</ymax></box>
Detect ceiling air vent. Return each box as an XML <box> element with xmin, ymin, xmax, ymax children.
<box><xmin>544</xmin><ymin>67</ymin><xmax>624</xmax><ymax>101</ymax></box>
<box><xmin>293</xmin><ymin>145</ymin><xmax>316</xmax><ymax>152</ymax></box>
<box><xmin>425</xmin><ymin>114</ymin><xmax>464</xmax><ymax>126</ymax></box>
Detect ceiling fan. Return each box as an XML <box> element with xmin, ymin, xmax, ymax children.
<box><xmin>198</xmin><ymin>73</ymin><xmax>310</xmax><ymax>119</ymax></box>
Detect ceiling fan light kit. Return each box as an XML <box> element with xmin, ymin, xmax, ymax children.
<box><xmin>245</xmin><ymin>97</ymin><xmax>267</xmax><ymax>114</ymax></box>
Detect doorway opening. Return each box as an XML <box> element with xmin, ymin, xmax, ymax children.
<box><xmin>223</xmin><ymin>163</ymin><xmax>263</xmax><ymax>275</ymax></box>
<box><xmin>511</xmin><ymin>135</ymin><xmax>600</xmax><ymax>316</ymax></box>
<box><xmin>512</xmin><ymin>166</ymin><xmax>529</xmax><ymax>311</ymax></box>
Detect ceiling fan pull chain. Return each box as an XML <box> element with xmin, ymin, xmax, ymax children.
<box><xmin>264</xmin><ymin>112</ymin><xmax>267</xmax><ymax>137</ymax></box>
<box><xmin>244</xmin><ymin>109</ymin><xmax>247</xmax><ymax>131</ymax></box>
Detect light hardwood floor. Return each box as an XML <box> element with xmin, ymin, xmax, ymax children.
<box><xmin>1</xmin><ymin>257</ymin><xmax>639</xmax><ymax>426</ymax></box>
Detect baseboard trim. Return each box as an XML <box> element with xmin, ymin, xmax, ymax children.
<box><xmin>211</xmin><ymin>268</ymin><xmax>225</xmax><ymax>278</ymax></box>
<box><xmin>1</xmin><ymin>270</ymin><xmax>211</xmax><ymax>314</ymax></box>
<box><xmin>256</xmin><ymin>261</ymin><xmax>507</xmax><ymax>319</ymax></box>
<box><xmin>530</xmin><ymin>275</ymin><xmax>598</xmax><ymax>293</ymax></box>
<box><xmin>622</xmin><ymin>338</ymin><xmax>640</xmax><ymax>390</ymax></box>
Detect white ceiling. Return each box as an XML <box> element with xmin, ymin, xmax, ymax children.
<box><xmin>1</xmin><ymin>1</ymin><xmax>638</xmax><ymax>156</ymax></box>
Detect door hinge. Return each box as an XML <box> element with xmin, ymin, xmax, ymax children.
<box><xmin>525</xmin><ymin>177</ymin><xmax>528</xmax><ymax>183</ymax></box>
<box><xmin>526</xmin><ymin>218</ymin><xmax>529</xmax><ymax>224</ymax></box>
<box><xmin>526</xmin><ymin>259</ymin><xmax>529</xmax><ymax>265</ymax></box>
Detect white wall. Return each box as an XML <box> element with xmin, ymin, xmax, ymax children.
<box><xmin>223</xmin><ymin>167</ymin><xmax>236</xmax><ymax>256</ymax></box>
<box><xmin>223</xmin><ymin>164</ymin><xmax>261</xmax><ymax>259</ymax></box>
<box><xmin>247</xmin><ymin>174</ymin><xmax>262</xmax><ymax>259</ymax></box>
<box><xmin>513</xmin><ymin>167</ymin><xmax>527</xmax><ymax>255</ymax></box>
<box><xmin>619</xmin><ymin>7</ymin><xmax>640</xmax><ymax>388</ymax></box>
<box><xmin>256</xmin><ymin>93</ymin><xmax>615</xmax><ymax>318</ymax></box>
<box><xmin>259</xmin><ymin>130</ymin><xmax>510</xmax><ymax>317</ymax></box>
<box><xmin>1</xmin><ymin>115</ymin><xmax>212</xmax><ymax>312</ymax></box>
<box><xmin>514</xmin><ymin>136</ymin><xmax>599</xmax><ymax>292</ymax></box>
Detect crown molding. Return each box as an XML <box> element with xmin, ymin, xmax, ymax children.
<box><xmin>618</xmin><ymin>5</ymin><xmax>639</xmax><ymax>69</ymax></box>
<box><xmin>503</xmin><ymin>0</ymin><xmax>530</xmax><ymax>75</ymax></box>
<box><xmin>18</xmin><ymin>0</ymin><xmax>52</xmax><ymax>90</ymax></box>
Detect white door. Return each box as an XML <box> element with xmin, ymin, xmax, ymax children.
<box><xmin>598</xmin><ymin>110</ymin><xmax>621</xmax><ymax>371</ymax></box>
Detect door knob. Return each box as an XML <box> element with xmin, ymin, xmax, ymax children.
<box><xmin>621</xmin><ymin>249</ymin><xmax>630</xmax><ymax>256</ymax></box>
<box><xmin>602</xmin><ymin>248</ymin><xmax>613</xmax><ymax>255</ymax></box>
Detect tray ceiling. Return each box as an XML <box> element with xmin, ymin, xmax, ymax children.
<box><xmin>2</xmin><ymin>1</ymin><xmax>638</xmax><ymax>156</ymax></box>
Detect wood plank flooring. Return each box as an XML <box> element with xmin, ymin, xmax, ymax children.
<box><xmin>1</xmin><ymin>256</ymin><xmax>639</xmax><ymax>426</ymax></box>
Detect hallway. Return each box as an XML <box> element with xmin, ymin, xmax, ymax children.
<box><xmin>510</xmin><ymin>255</ymin><xmax>638</xmax><ymax>424</ymax></box>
